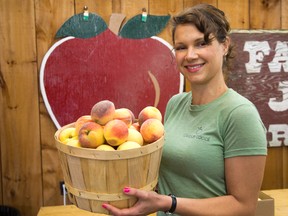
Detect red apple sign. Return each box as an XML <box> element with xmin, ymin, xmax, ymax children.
<box><xmin>40</xmin><ymin>13</ymin><xmax>183</xmax><ymax>129</ymax></box>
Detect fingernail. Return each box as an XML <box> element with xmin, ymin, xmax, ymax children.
<box><xmin>123</xmin><ymin>187</ymin><xmax>130</xmax><ymax>193</ymax></box>
<box><xmin>102</xmin><ymin>203</ymin><xmax>107</xmax><ymax>209</ymax></box>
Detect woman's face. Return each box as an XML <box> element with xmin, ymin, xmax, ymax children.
<box><xmin>173</xmin><ymin>24</ymin><xmax>229</xmax><ymax>87</ymax></box>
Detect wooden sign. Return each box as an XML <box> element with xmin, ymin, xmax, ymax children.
<box><xmin>229</xmin><ymin>31</ymin><xmax>288</xmax><ymax>147</ymax></box>
<box><xmin>40</xmin><ymin>13</ymin><xmax>183</xmax><ymax>129</ymax></box>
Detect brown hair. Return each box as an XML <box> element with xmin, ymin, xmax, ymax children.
<box><xmin>170</xmin><ymin>4</ymin><xmax>234</xmax><ymax>78</ymax></box>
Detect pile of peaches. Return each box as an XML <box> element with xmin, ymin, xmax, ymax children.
<box><xmin>58</xmin><ymin>100</ymin><xmax>164</xmax><ymax>151</ymax></box>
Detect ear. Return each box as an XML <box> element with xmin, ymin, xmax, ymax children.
<box><xmin>223</xmin><ymin>36</ymin><xmax>231</xmax><ymax>54</ymax></box>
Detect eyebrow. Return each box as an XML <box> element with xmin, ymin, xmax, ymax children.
<box><xmin>174</xmin><ymin>37</ymin><xmax>205</xmax><ymax>45</ymax></box>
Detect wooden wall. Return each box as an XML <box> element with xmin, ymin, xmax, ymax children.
<box><xmin>0</xmin><ymin>0</ymin><xmax>287</xmax><ymax>215</ymax></box>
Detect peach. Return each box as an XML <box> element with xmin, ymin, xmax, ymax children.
<box><xmin>127</xmin><ymin>128</ymin><xmax>144</xmax><ymax>145</ymax></box>
<box><xmin>130</xmin><ymin>122</ymin><xmax>140</xmax><ymax>131</ymax></box>
<box><xmin>58</xmin><ymin>127</ymin><xmax>77</xmax><ymax>144</ymax></box>
<box><xmin>103</xmin><ymin>119</ymin><xmax>128</xmax><ymax>146</ymax></box>
<box><xmin>91</xmin><ymin>100</ymin><xmax>115</xmax><ymax>125</ymax></box>
<box><xmin>113</xmin><ymin>108</ymin><xmax>134</xmax><ymax>126</ymax></box>
<box><xmin>140</xmin><ymin>119</ymin><xmax>164</xmax><ymax>144</ymax></box>
<box><xmin>78</xmin><ymin>122</ymin><xmax>105</xmax><ymax>148</ymax></box>
<box><xmin>138</xmin><ymin>106</ymin><xmax>162</xmax><ymax>126</ymax></box>
<box><xmin>117</xmin><ymin>141</ymin><xmax>141</xmax><ymax>151</ymax></box>
<box><xmin>96</xmin><ymin>144</ymin><xmax>116</xmax><ymax>151</ymax></box>
<box><xmin>66</xmin><ymin>139</ymin><xmax>81</xmax><ymax>147</ymax></box>
<box><xmin>75</xmin><ymin>115</ymin><xmax>93</xmax><ymax>135</ymax></box>
<box><xmin>128</xmin><ymin>109</ymin><xmax>136</xmax><ymax>123</ymax></box>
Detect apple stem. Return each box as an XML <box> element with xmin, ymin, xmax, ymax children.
<box><xmin>108</xmin><ymin>13</ymin><xmax>126</xmax><ymax>35</ymax></box>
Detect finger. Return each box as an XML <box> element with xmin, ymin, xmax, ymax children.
<box><xmin>101</xmin><ymin>187</ymin><xmax>145</xmax><ymax>216</ymax></box>
<box><xmin>123</xmin><ymin>187</ymin><xmax>143</xmax><ymax>198</ymax></box>
<box><xmin>102</xmin><ymin>203</ymin><xmax>136</xmax><ymax>216</ymax></box>
<box><xmin>102</xmin><ymin>203</ymin><xmax>120</xmax><ymax>215</ymax></box>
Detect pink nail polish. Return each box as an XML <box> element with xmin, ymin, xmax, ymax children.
<box><xmin>102</xmin><ymin>203</ymin><xmax>107</xmax><ymax>209</ymax></box>
<box><xmin>123</xmin><ymin>187</ymin><xmax>130</xmax><ymax>193</ymax></box>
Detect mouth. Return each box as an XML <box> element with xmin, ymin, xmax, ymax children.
<box><xmin>185</xmin><ymin>63</ymin><xmax>205</xmax><ymax>73</ymax></box>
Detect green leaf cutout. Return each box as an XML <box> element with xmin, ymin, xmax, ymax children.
<box><xmin>55</xmin><ymin>13</ymin><xmax>108</xmax><ymax>39</ymax></box>
<box><xmin>119</xmin><ymin>14</ymin><xmax>171</xmax><ymax>39</ymax></box>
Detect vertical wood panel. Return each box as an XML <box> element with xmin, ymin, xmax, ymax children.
<box><xmin>184</xmin><ymin>0</ymin><xmax>217</xmax><ymax>7</ymax></box>
<box><xmin>0</xmin><ymin>67</ymin><xmax>2</xmax><ymax>204</ymax></box>
<box><xmin>250</xmin><ymin>0</ymin><xmax>281</xmax><ymax>29</ymax></box>
<box><xmin>0</xmin><ymin>0</ymin><xmax>41</xmax><ymax>215</ymax></box>
<box><xmin>262</xmin><ymin>147</ymin><xmax>285</xmax><ymax>189</ymax></box>
<box><xmin>283</xmin><ymin>147</ymin><xmax>288</xmax><ymax>188</ymax></box>
<box><xmin>281</xmin><ymin>0</ymin><xmax>288</xmax><ymax>28</ymax></box>
<box><xmin>150</xmin><ymin>0</ymin><xmax>183</xmax><ymax>15</ymax></box>
<box><xmin>75</xmin><ymin>0</ymin><xmax>113</xmax><ymax>24</ymax></box>
<box><xmin>119</xmin><ymin>0</ymin><xmax>148</xmax><ymax>21</ymax></box>
<box><xmin>218</xmin><ymin>0</ymin><xmax>249</xmax><ymax>29</ymax></box>
<box><xmin>150</xmin><ymin>0</ymin><xmax>184</xmax><ymax>44</ymax></box>
<box><xmin>112</xmin><ymin>0</ymin><xmax>122</xmax><ymax>13</ymax></box>
<box><xmin>35</xmin><ymin>0</ymin><xmax>74</xmax><ymax>207</ymax></box>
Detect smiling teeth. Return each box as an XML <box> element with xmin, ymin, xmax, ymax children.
<box><xmin>187</xmin><ymin>64</ymin><xmax>202</xmax><ymax>69</ymax></box>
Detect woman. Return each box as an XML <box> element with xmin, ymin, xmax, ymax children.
<box><xmin>102</xmin><ymin>4</ymin><xmax>267</xmax><ymax>216</ymax></box>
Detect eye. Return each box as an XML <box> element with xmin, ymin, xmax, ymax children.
<box><xmin>195</xmin><ymin>40</ymin><xmax>208</xmax><ymax>48</ymax></box>
<box><xmin>174</xmin><ymin>45</ymin><xmax>187</xmax><ymax>52</ymax></box>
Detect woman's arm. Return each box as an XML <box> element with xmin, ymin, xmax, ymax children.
<box><xmin>175</xmin><ymin>155</ymin><xmax>266</xmax><ymax>216</ymax></box>
<box><xmin>103</xmin><ymin>155</ymin><xmax>266</xmax><ymax>216</ymax></box>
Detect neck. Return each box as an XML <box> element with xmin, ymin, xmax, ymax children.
<box><xmin>190</xmin><ymin>84</ymin><xmax>228</xmax><ymax>105</ymax></box>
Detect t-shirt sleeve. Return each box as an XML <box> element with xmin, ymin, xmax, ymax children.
<box><xmin>223</xmin><ymin>104</ymin><xmax>268</xmax><ymax>158</ymax></box>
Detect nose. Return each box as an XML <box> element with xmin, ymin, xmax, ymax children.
<box><xmin>185</xmin><ymin>47</ymin><xmax>197</xmax><ymax>61</ymax></box>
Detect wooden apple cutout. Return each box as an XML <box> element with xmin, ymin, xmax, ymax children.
<box><xmin>40</xmin><ymin>12</ymin><xmax>183</xmax><ymax>128</ymax></box>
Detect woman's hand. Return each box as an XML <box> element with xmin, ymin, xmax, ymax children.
<box><xmin>102</xmin><ymin>187</ymin><xmax>170</xmax><ymax>216</ymax></box>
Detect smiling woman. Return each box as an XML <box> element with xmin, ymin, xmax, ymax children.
<box><xmin>102</xmin><ymin>4</ymin><xmax>267</xmax><ymax>216</ymax></box>
<box><xmin>171</xmin><ymin>12</ymin><xmax>233</xmax><ymax>96</ymax></box>
<box><xmin>173</xmin><ymin>24</ymin><xmax>229</xmax><ymax>92</ymax></box>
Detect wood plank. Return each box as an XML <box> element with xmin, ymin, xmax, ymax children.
<box><xmin>75</xmin><ymin>0</ymin><xmax>113</xmax><ymax>25</ymax></box>
<box><xmin>112</xmin><ymin>0</ymin><xmax>122</xmax><ymax>13</ymax></box>
<box><xmin>0</xmin><ymin>0</ymin><xmax>41</xmax><ymax>215</ymax></box>
<box><xmin>218</xmin><ymin>0</ymin><xmax>249</xmax><ymax>29</ymax></box>
<box><xmin>184</xmin><ymin>0</ymin><xmax>217</xmax><ymax>8</ymax></box>
<box><xmin>37</xmin><ymin>205</ymin><xmax>157</xmax><ymax>216</ymax></box>
<box><xmin>250</xmin><ymin>0</ymin><xmax>281</xmax><ymax>29</ymax></box>
<box><xmin>261</xmin><ymin>148</ymin><xmax>284</xmax><ymax>189</ymax></box>
<box><xmin>150</xmin><ymin>0</ymin><xmax>183</xmax><ymax>15</ymax></box>
<box><xmin>119</xmin><ymin>0</ymin><xmax>148</xmax><ymax>22</ymax></box>
<box><xmin>281</xmin><ymin>0</ymin><xmax>288</xmax><ymax>29</ymax></box>
<box><xmin>262</xmin><ymin>189</ymin><xmax>288</xmax><ymax>216</ymax></box>
<box><xmin>150</xmin><ymin>0</ymin><xmax>184</xmax><ymax>44</ymax></box>
<box><xmin>283</xmin><ymin>147</ymin><xmax>288</xmax><ymax>188</ymax></box>
<box><xmin>0</xmin><ymin>9</ymin><xmax>3</xmax><ymax>203</ymax></box>
<box><xmin>35</xmin><ymin>0</ymin><xmax>74</xmax><ymax>207</ymax></box>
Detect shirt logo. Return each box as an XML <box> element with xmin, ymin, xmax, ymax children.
<box><xmin>183</xmin><ymin>126</ymin><xmax>210</xmax><ymax>142</ymax></box>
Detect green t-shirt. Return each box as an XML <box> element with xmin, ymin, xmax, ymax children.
<box><xmin>157</xmin><ymin>89</ymin><xmax>267</xmax><ymax>215</ymax></box>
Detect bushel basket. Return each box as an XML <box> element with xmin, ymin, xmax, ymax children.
<box><xmin>55</xmin><ymin>123</ymin><xmax>164</xmax><ymax>214</ymax></box>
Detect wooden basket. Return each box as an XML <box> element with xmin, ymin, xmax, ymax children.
<box><xmin>55</xmin><ymin>123</ymin><xmax>164</xmax><ymax>214</ymax></box>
